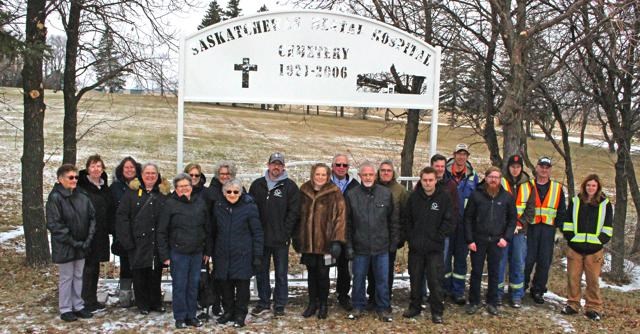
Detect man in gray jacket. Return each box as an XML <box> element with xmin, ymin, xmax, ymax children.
<box><xmin>345</xmin><ymin>162</ymin><xmax>400</xmax><ymax>322</ymax></box>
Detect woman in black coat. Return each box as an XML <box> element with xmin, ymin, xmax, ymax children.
<box><xmin>158</xmin><ymin>173</ymin><xmax>213</xmax><ymax>329</ymax></box>
<box><xmin>212</xmin><ymin>178</ymin><xmax>263</xmax><ymax>328</ymax></box>
<box><xmin>77</xmin><ymin>154</ymin><xmax>115</xmax><ymax>312</ymax></box>
<box><xmin>116</xmin><ymin>162</ymin><xmax>170</xmax><ymax>315</ymax></box>
<box><xmin>110</xmin><ymin>156</ymin><xmax>141</xmax><ymax>307</ymax></box>
<box><xmin>46</xmin><ymin>164</ymin><xmax>96</xmax><ymax>322</ymax></box>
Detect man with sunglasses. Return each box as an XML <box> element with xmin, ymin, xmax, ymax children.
<box><xmin>330</xmin><ymin>153</ymin><xmax>360</xmax><ymax>311</ymax></box>
<box><xmin>250</xmin><ymin>152</ymin><xmax>300</xmax><ymax>317</ymax></box>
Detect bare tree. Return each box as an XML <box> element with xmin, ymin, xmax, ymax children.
<box><xmin>55</xmin><ymin>0</ymin><xmax>186</xmax><ymax>164</ymax></box>
<box><xmin>572</xmin><ymin>1</ymin><xmax>640</xmax><ymax>276</ymax></box>
<box><xmin>22</xmin><ymin>0</ymin><xmax>52</xmax><ymax>266</ymax></box>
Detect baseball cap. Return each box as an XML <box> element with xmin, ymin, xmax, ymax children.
<box><xmin>268</xmin><ymin>152</ymin><xmax>285</xmax><ymax>164</ymax></box>
<box><xmin>454</xmin><ymin>143</ymin><xmax>470</xmax><ymax>154</ymax></box>
<box><xmin>537</xmin><ymin>156</ymin><xmax>552</xmax><ymax>167</ymax></box>
<box><xmin>507</xmin><ymin>154</ymin><xmax>523</xmax><ymax>167</ymax></box>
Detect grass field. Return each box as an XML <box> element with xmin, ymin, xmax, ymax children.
<box><xmin>1</xmin><ymin>87</ymin><xmax>639</xmax><ymax>332</ymax></box>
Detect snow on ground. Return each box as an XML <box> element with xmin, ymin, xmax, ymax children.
<box><xmin>560</xmin><ymin>254</ymin><xmax>640</xmax><ymax>292</ymax></box>
<box><xmin>0</xmin><ymin>226</ymin><xmax>23</xmax><ymax>243</ymax></box>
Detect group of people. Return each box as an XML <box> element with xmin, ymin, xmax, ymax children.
<box><xmin>45</xmin><ymin>145</ymin><xmax>613</xmax><ymax>328</ymax></box>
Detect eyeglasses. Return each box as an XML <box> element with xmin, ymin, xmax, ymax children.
<box><xmin>189</xmin><ymin>174</ymin><xmax>201</xmax><ymax>178</ymax></box>
<box><xmin>66</xmin><ymin>175</ymin><xmax>79</xmax><ymax>180</ymax></box>
<box><xmin>334</xmin><ymin>163</ymin><xmax>349</xmax><ymax>168</ymax></box>
<box><xmin>218</xmin><ymin>172</ymin><xmax>231</xmax><ymax>176</ymax></box>
<box><xmin>225</xmin><ymin>190</ymin><xmax>240</xmax><ymax>195</ymax></box>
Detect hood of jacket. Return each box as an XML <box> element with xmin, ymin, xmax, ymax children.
<box><xmin>128</xmin><ymin>176</ymin><xmax>171</xmax><ymax>195</ymax></box>
<box><xmin>445</xmin><ymin>158</ymin><xmax>476</xmax><ymax>178</ymax></box>
<box><xmin>113</xmin><ymin>159</ymin><xmax>141</xmax><ymax>184</ymax></box>
<box><xmin>503</xmin><ymin>170</ymin><xmax>532</xmax><ymax>186</ymax></box>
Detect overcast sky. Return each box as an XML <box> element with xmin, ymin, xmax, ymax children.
<box><xmin>172</xmin><ymin>0</ymin><xmax>293</xmax><ymax>36</ymax></box>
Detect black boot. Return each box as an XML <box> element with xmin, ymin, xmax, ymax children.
<box><xmin>302</xmin><ymin>303</ymin><xmax>318</xmax><ymax>318</ymax></box>
<box><xmin>317</xmin><ymin>303</ymin><xmax>328</xmax><ymax>319</ymax></box>
<box><xmin>217</xmin><ymin>312</ymin><xmax>234</xmax><ymax>324</ymax></box>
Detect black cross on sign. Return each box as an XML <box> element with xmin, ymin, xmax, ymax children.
<box><xmin>234</xmin><ymin>58</ymin><xmax>258</xmax><ymax>88</ymax></box>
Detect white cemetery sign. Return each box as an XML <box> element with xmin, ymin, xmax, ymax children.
<box><xmin>177</xmin><ymin>10</ymin><xmax>441</xmax><ymax>171</ymax></box>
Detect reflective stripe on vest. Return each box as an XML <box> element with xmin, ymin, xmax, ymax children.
<box><xmin>565</xmin><ymin>197</ymin><xmax>611</xmax><ymax>244</ymax></box>
<box><xmin>502</xmin><ymin>177</ymin><xmax>532</xmax><ymax>218</ymax></box>
<box><xmin>532</xmin><ymin>180</ymin><xmax>562</xmax><ymax>225</ymax></box>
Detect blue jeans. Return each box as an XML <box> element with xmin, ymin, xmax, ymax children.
<box><xmin>256</xmin><ymin>246</ymin><xmax>289</xmax><ymax>308</ymax></box>
<box><xmin>170</xmin><ymin>249</ymin><xmax>202</xmax><ymax>321</ymax></box>
<box><xmin>469</xmin><ymin>240</ymin><xmax>503</xmax><ymax>306</ymax></box>
<box><xmin>443</xmin><ymin>223</ymin><xmax>468</xmax><ymax>298</ymax></box>
<box><xmin>498</xmin><ymin>232</ymin><xmax>527</xmax><ymax>302</ymax></box>
<box><xmin>352</xmin><ymin>252</ymin><xmax>389</xmax><ymax>312</ymax></box>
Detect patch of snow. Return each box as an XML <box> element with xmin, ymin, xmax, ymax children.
<box><xmin>0</xmin><ymin>226</ymin><xmax>23</xmax><ymax>243</ymax></box>
<box><xmin>547</xmin><ymin>312</ymin><xmax>576</xmax><ymax>333</ymax></box>
<box><xmin>561</xmin><ymin>254</ymin><xmax>640</xmax><ymax>292</ymax></box>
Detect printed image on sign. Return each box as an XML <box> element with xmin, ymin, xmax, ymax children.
<box><xmin>181</xmin><ymin>10</ymin><xmax>441</xmax><ymax>110</ymax></box>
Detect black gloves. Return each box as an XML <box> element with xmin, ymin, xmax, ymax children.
<box><xmin>82</xmin><ymin>240</ymin><xmax>92</xmax><ymax>250</ymax></box>
<box><xmin>330</xmin><ymin>241</ymin><xmax>342</xmax><ymax>258</ymax></box>
<box><xmin>345</xmin><ymin>246</ymin><xmax>354</xmax><ymax>260</ymax></box>
<box><xmin>252</xmin><ymin>257</ymin><xmax>262</xmax><ymax>273</ymax></box>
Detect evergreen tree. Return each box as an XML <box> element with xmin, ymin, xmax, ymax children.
<box><xmin>225</xmin><ymin>0</ymin><xmax>242</xmax><ymax>19</ymax></box>
<box><xmin>257</xmin><ymin>4</ymin><xmax>268</xmax><ymax>12</ymax></box>
<box><xmin>0</xmin><ymin>2</ymin><xmax>21</xmax><ymax>58</ymax></box>
<box><xmin>198</xmin><ymin>1</ymin><xmax>223</xmax><ymax>30</ymax></box>
<box><xmin>94</xmin><ymin>29</ymin><xmax>126</xmax><ymax>93</ymax></box>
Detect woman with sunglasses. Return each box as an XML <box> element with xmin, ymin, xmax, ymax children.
<box><xmin>211</xmin><ymin>179</ymin><xmax>263</xmax><ymax>328</ymax></box>
<box><xmin>294</xmin><ymin>163</ymin><xmax>346</xmax><ymax>319</ymax></box>
<box><xmin>158</xmin><ymin>173</ymin><xmax>213</xmax><ymax>329</ymax></box>
<box><xmin>46</xmin><ymin>164</ymin><xmax>97</xmax><ymax>322</ymax></box>
<box><xmin>184</xmin><ymin>163</ymin><xmax>207</xmax><ymax>198</ymax></box>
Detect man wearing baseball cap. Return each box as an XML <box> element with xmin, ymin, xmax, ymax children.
<box><xmin>250</xmin><ymin>152</ymin><xmax>300</xmax><ymax>317</ymax></box>
<box><xmin>443</xmin><ymin>143</ymin><xmax>479</xmax><ymax>305</ymax></box>
<box><xmin>524</xmin><ymin>156</ymin><xmax>566</xmax><ymax>305</ymax></box>
<box><xmin>497</xmin><ymin>155</ymin><xmax>536</xmax><ymax>308</ymax></box>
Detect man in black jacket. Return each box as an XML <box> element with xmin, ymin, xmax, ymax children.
<box><xmin>345</xmin><ymin>162</ymin><xmax>399</xmax><ymax>322</ymax></box>
<box><xmin>330</xmin><ymin>153</ymin><xmax>359</xmax><ymax>311</ymax></box>
<box><xmin>249</xmin><ymin>152</ymin><xmax>300</xmax><ymax>317</ymax></box>
<box><xmin>464</xmin><ymin>167</ymin><xmax>517</xmax><ymax>316</ymax></box>
<box><xmin>402</xmin><ymin>167</ymin><xmax>453</xmax><ymax>324</ymax></box>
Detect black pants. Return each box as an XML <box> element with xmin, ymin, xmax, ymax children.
<box><xmin>469</xmin><ymin>240</ymin><xmax>503</xmax><ymax>306</ymax></box>
<box><xmin>336</xmin><ymin>248</ymin><xmax>351</xmax><ymax>301</ymax></box>
<box><xmin>408</xmin><ymin>251</ymin><xmax>444</xmax><ymax>315</ymax></box>
<box><xmin>132</xmin><ymin>266</ymin><xmax>163</xmax><ymax>311</ymax></box>
<box><xmin>221</xmin><ymin>279</ymin><xmax>250</xmax><ymax>321</ymax></box>
<box><xmin>367</xmin><ymin>251</ymin><xmax>396</xmax><ymax>303</ymax></box>
<box><xmin>524</xmin><ymin>223</ymin><xmax>556</xmax><ymax>295</ymax></box>
<box><xmin>120</xmin><ymin>255</ymin><xmax>133</xmax><ymax>279</ymax></box>
<box><xmin>81</xmin><ymin>255</ymin><xmax>101</xmax><ymax>306</ymax></box>
<box><xmin>303</xmin><ymin>254</ymin><xmax>330</xmax><ymax>305</ymax></box>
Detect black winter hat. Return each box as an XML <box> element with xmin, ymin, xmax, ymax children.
<box><xmin>507</xmin><ymin>154</ymin><xmax>524</xmax><ymax>167</ymax></box>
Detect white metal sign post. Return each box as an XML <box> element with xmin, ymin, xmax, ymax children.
<box><xmin>177</xmin><ymin>10</ymin><xmax>441</xmax><ymax>172</ymax></box>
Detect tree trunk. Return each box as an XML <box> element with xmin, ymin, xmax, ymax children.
<box><xmin>62</xmin><ymin>0</ymin><xmax>82</xmax><ymax>165</ymax></box>
<box><xmin>22</xmin><ymin>0</ymin><xmax>51</xmax><ymax>266</ymax></box>
<box><xmin>316</xmin><ymin>106</ymin><xmax>319</xmax><ymax>115</ymax></box>
<box><xmin>610</xmin><ymin>147</ymin><xmax>628</xmax><ymax>279</ymax></box>
<box><xmin>626</xmin><ymin>154</ymin><xmax>640</xmax><ymax>254</ymax></box>
<box><xmin>400</xmin><ymin>109</ymin><xmax>420</xmax><ymax>180</ymax></box>
<box><xmin>340</xmin><ymin>106</ymin><xmax>344</xmax><ymax>117</ymax></box>
<box><xmin>579</xmin><ymin>107</ymin><xmax>589</xmax><ymax>147</ymax></box>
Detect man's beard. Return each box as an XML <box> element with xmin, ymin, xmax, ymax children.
<box><xmin>486</xmin><ymin>183</ymin><xmax>500</xmax><ymax>197</ymax></box>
